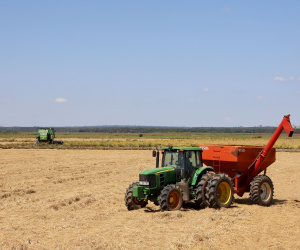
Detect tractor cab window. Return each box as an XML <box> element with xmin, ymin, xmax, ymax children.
<box><xmin>163</xmin><ymin>152</ymin><xmax>184</xmax><ymax>169</ymax></box>
<box><xmin>186</xmin><ymin>151</ymin><xmax>197</xmax><ymax>171</ymax></box>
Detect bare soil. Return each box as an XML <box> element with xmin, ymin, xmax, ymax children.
<box><xmin>0</xmin><ymin>149</ymin><xmax>299</xmax><ymax>249</ymax></box>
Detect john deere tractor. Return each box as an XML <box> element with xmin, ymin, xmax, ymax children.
<box><xmin>124</xmin><ymin>146</ymin><xmax>234</xmax><ymax>211</ymax></box>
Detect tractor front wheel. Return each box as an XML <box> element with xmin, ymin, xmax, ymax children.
<box><xmin>159</xmin><ymin>184</ymin><xmax>183</xmax><ymax>211</ymax></box>
<box><xmin>124</xmin><ymin>182</ymin><xmax>148</xmax><ymax>210</ymax></box>
<box><xmin>250</xmin><ymin>175</ymin><xmax>274</xmax><ymax>206</ymax></box>
<box><xmin>206</xmin><ymin>173</ymin><xmax>234</xmax><ymax>208</ymax></box>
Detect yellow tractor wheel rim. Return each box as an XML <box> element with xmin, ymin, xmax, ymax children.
<box><xmin>217</xmin><ymin>182</ymin><xmax>231</xmax><ymax>205</ymax></box>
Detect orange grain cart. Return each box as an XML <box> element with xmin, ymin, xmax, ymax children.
<box><xmin>200</xmin><ymin>114</ymin><xmax>294</xmax><ymax>205</ymax></box>
<box><xmin>201</xmin><ymin>145</ymin><xmax>275</xmax><ymax>195</ymax></box>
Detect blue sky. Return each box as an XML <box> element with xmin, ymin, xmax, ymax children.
<box><xmin>1</xmin><ymin>1</ymin><xmax>299</xmax><ymax>127</ymax></box>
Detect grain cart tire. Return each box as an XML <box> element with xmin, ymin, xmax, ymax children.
<box><xmin>250</xmin><ymin>175</ymin><xmax>274</xmax><ymax>206</ymax></box>
<box><xmin>195</xmin><ymin>172</ymin><xmax>214</xmax><ymax>209</ymax></box>
<box><xmin>206</xmin><ymin>173</ymin><xmax>234</xmax><ymax>208</ymax></box>
<box><xmin>159</xmin><ymin>184</ymin><xmax>183</xmax><ymax>211</ymax></box>
<box><xmin>124</xmin><ymin>182</ymin><xmax>148</xmax><ymax>210</ymax></box>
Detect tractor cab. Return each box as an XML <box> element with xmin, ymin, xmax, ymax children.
<box><xmin>159</xmin><ymin>147</ymin><xmax>203</xmax><ymax>183</ymax></box>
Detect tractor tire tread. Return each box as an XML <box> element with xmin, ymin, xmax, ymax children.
<box><xmin>159</xmin><ymin>184</ymin><xmax>183</xmax><ymax>211</ymax></box>
<box><xmin>206</xmin><ymin>173</ymin><xmax>234</xmax><ymax>209</ymax></box>
<box><xmin>195</xmin><ymin>172</ymin><xmax>214</xmax><ymax>209</ymax></box>
<box><xmin>124</xmin><ymin>182</ymin><xmax>148</xmax><ymax>210</ymax></box>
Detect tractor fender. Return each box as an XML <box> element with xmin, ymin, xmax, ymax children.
<box><xmin>191</xmin><ymin>166</ymin><xmax>214</xmax><ymax>186</ymax></box>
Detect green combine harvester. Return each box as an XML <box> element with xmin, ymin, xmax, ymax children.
<box><xmin>36</xmin><ymin>128</ymin><xmax>63</xmax><ymax>145</ymax></box>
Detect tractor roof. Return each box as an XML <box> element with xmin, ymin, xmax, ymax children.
<box><xmin>162</xmin><ymin>146</ymin><xmax>203</xmax><ymax>151</ymax></box>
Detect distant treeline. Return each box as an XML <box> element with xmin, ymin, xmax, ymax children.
<box><xmin>0</xmin><ymin>126</ymin><xmax>299</xmax><ymax>134</ymax></box>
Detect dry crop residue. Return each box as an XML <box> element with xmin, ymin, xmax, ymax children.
<box><xmin>0</xmin><ymin>149</ymin><xmax>299</xmax><ymax>249</ymax></box>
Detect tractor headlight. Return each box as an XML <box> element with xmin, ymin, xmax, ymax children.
<box><xmin>139</xmin><ymin>181</ymin><xmax>149</xmax><ymax>186</ymax></box>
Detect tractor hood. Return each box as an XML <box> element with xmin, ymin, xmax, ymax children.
<box><xmin>139</xmin><ymin>167</ymin><xmax>175</xmax><ymax>176</ymax></box>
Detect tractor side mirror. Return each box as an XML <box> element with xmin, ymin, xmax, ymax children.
<box><xmin>152</xmin><ymin>150</ymin><xmax>156</xmax><ymax>157</ymax></box>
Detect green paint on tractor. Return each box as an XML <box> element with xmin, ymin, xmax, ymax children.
<box><xmin>124</xmin><ymin>146</ymin><xmax>214</xmax><ymax>211</ymax></box>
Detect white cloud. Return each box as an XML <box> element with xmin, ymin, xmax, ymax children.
<box><xmin>201</xmin><ymin>88</ymin><xmax>209</xmax><ymax>92</ymax></box>
<box><xmin>55</xmin><ymin>98</ymin><xmax>67</xmax><ymax>103</ymax></box>
<box><xmin>274</xmin><ymin>77</ymin><xmax>286</xmax><ymax>81</ymax></box>
<box><xmin>274</xmin><ymin>76</ymin><xmax>298</xmax><ymax>81</ymax></box>
<box><xmin>256</xmin><ymin>96</ymin><xmax>263</xmax><ymax>99</ymax></box>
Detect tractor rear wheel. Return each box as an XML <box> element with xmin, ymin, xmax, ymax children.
<box><xmin>124</xmin><ymin>182</ymin><xmax>148</xmax><ymax>210</ymax></box>
<box><xmin>250</xmin><ymin>175</ymin><xmax>274</xmax><ymax>206</ymax></box>
<box><xmin>206</xmin><ymin>173</ymin><xmax>234</xmax><ymax>208</ymax></box>
<box><xmin>159</xmin><ymin>184</ymin><xmax>183</xmax><ymax>211</ymax></box>
<box><xmin>195</xmin><ymin>172</ymin><xmax>214</xmax><ymax>209</ymax></box>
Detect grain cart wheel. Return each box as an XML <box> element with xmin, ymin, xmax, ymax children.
<box><xmin>195</xmin><ymin>172</ymin><xmax>214</xmax><ymax>209</ymax></box>
<box><xmin>159</xmin><ymin>184</ymin><xmax>183</xmax><ymax>211</ymax></box>
<box><xmin>124</xmin><ymin>182</ymin><xmax>148</xmax><ymax>210</ymax></box>
<box><xmin>206</xmin><ymin>173</ymin><xmax>234</xmax><ymax>208</ymax></box>
<box><xmin>250</xmin><ymin>175</ymin><xmax>274</xmax><ymax>206</ymax></box>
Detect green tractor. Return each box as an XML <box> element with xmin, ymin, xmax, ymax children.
<box><xmin>36</xmin><ymin>128</ymin><xmax>63</xmax><ymax>145</ymax></box>
<box><xmin>124</xmin><ymin>146</ymin><xmax>234</xmax><ymax>211</ymax></box>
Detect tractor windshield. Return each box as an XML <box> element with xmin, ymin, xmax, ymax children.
<box><xmin>162</xmin><ymin>152</ymin><xmax>184</xmax><ymax>169</ymax></box>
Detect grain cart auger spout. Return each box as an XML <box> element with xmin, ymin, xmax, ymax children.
<box><xmin>235</xmin><ymin>114</ymin><xmax>294</xmax><ymax>198</ymax></box>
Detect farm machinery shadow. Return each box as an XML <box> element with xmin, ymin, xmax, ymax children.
<box><xmin>234</xmin><ymin>197</ymin><xmax>287</xmax><ymax>206</ymax></box>
<box><xmin>143</xmin><ymin>201</ymin><xmax>238</xmax><ymax>213</ymax></box>
<box><xmin>144</xmin><ymin>198</ymin><xmax>289</xmax><ymax>212</ymax></box>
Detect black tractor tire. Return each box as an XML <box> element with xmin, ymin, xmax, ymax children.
<box><xmin>206</xmin><ymin>173</ymin><xmax>234</xmax><ymax>209</ymax></box>
<box><xmin>124</xmin><ymin>182</ymin><xmax>148</xmax><ymax>210</ymax></box>
<box><xmin>250</xmin><ymin>175</ymin><xmax>274</xmax><ymax>206</ymax></box>
<box><xmin>159</xmin><ymin>184</ymin><xmax>183</xmax><ymax>211</ymax></box>
<box><xmin>195</xmin><ymin>172</ymin><xmax>214</xmax><ymax>209</ymax></box>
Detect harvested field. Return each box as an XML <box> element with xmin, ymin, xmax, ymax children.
<box><xmin>0</xmin><ymin>149</ymin><xmax>299</xmax><ymax>249</ymax></box>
